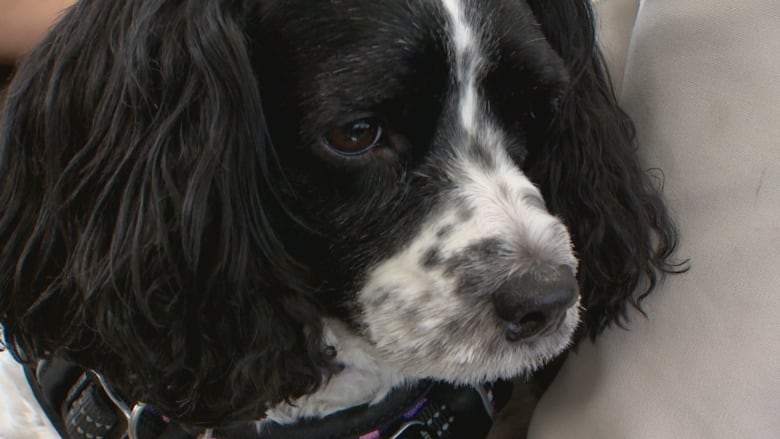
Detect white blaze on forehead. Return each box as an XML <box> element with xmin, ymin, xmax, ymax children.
<box><xmin>434</xmin><ymin>0</ymin><xmax>577</xmax><ymax>273</ymax></box>
<box><xmin>439</xmin><ymin>0</ymin><xmax>483</xmax><ymax>136</ymax></box>
<box><xmin>433</xmin><ymin>0</ymin><xmax>577</xmax><ymax>274</ymax></box>
<box><xmin>438</xmin><ymin>0</ymin><xmax>517</xmax><ymax>195</ymax></box>
<box><xmin>440</xmin><ymin>0</ymin><xmax>474</xmax><ymax>53</ymax></box>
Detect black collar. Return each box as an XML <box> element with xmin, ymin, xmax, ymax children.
<box><xmin>25</xmin><ymin>357</ymin><xmax>511</xmax><ymax>439</ymax></box>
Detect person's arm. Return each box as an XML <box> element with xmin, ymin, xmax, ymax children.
<box><xmin>0</xmin><ymin>0</ymin><xmax>75</xmax><ymax>63</ymax></box>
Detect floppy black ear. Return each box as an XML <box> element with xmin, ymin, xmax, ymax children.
<box><xmin>0</xmin><ymin>0</ymin><xmax>328</xmax><ymax>426</ymax></box>
<box><xmin>525</xmin><ymin>0</ymin><xmax>685</xmax><ymax>339</ymax></box>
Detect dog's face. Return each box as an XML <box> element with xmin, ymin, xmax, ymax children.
<box><xmin>256</xmin><ymin>0</ymin><xmax>579</xmax><ymax>383</ymax></box>
<box><xmin>0</xmin><ymin>0</ymin><xmax>680</xmax><ymax>426</ymax></box>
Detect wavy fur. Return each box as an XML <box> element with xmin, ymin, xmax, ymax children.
<box><xmin>0</xmin><ymin>0</ymin><xmax>684</xmax><ymax>430</ymax></box>
<box><xmin>0</xmin><ymin>0</ymin><xmax>332</xmax><ymax>427</ymax></box>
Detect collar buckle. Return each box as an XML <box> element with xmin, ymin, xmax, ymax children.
<box><xmin>91</xmin><ymin>371</ymin><xmax>153</xmax><ymax>439</ymax></box>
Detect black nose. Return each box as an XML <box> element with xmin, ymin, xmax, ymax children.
<box><xmin>492</xmin><ymin>266</ymin><xmax>578</xmax><ymax>342</ymax></box>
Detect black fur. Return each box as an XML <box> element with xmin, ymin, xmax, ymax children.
<box><xmin>0</xmin><ymin>0</ymin><xmax>330</xmax><ymax>426</ymax></box>
<box><xmin>0</xmin><ymin>0</ymin><xmax>684</xmax><ymax>429</ymax></box>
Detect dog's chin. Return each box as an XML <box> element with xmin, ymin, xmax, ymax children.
<box><xmin>362</xmin><ymin>299</ymin><xmax>580</xmax><ymax>385</ymax></box>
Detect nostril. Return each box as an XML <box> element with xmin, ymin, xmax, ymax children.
<box><xmin>504</xmin><ymin>311</ymin><xmax>549</xmax><ymax>341</ymax></box>
<box><xmin>520</xmin><ymin>311</ymin><xmax>547</xmax><ymax>328</ymax></box>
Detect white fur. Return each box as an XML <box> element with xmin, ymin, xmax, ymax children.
<box><xmin>264</xmin><ymin>319</ymin><xmax>406</xmax><ymax>425</ymax></box>
<box><xmin>0</xmin><ymin>350</ymin><xmax>59</xmax><ymax>439</ymax></box>
<box><xmin>358</xmin><ymin>188</ymin><xmax>579</xmax><ymax>383</ymax></box>
<box><xmin>440</xmin><ymin>0</ymin><xmax>484</xmax><ymax>135</ymax></box>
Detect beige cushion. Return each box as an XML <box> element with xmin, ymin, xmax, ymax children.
<box><xmin>593</xmin><ymin>0</ymin><xmax>640</xmax><ymax>95</ymax></box>
<box><xmin>529</xmin><ymin>0</ymin><xmax>780</xmax><ymax>437</ymax></box>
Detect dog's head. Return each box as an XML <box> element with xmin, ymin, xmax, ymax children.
<box><xmin>0</xmin><ymin>0</ymin><xmax>680</xmax><ymax>427</ymax></box>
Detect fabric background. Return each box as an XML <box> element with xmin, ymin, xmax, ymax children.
<box><xmin>529</xmin><ymin>0</ymin><xmax>780</xmax><ymax>437</ymax></box>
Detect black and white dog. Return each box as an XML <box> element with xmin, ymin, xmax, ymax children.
<box><xmin>0</xmin><ymin>0</ymin><xmax>681</xmax><ymax>437</ymax></box>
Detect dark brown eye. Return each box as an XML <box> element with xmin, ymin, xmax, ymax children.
<box><xmin>323</xmin><ymin>118</ymin><xmax>383</xmax><ymax>155</ymax></box>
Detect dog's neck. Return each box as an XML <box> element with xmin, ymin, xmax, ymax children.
<box><xmin>263</xmin><ymin>319</ymin><xmax>408</xmax><ymax>425</ymax></box>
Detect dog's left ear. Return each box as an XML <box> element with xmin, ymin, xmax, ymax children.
<box><xmin>525</xmin><ymin>0</ymin><xmax>686</xmax><ymax>338</ymax></box>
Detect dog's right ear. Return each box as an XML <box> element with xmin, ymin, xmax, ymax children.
<box><xmin>0</xmin><ymin>0</ymin><xmax>329</xmax><ymax>427</ymax></box>
<box><xmin>524</xmin><ymin>0</ymin><xmax>686</xmax><ymax>339</ymax></box>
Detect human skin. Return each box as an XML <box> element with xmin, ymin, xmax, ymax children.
<box><xmin>0</xmin><ymin>0</ymin><xmax>75</xmax><ymax>63</ymax></box>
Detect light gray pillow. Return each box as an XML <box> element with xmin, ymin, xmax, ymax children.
<box><xmin>529</xmin><ymin>0</ymin><xmax>780</xmax><ymax>437</ymax></box>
